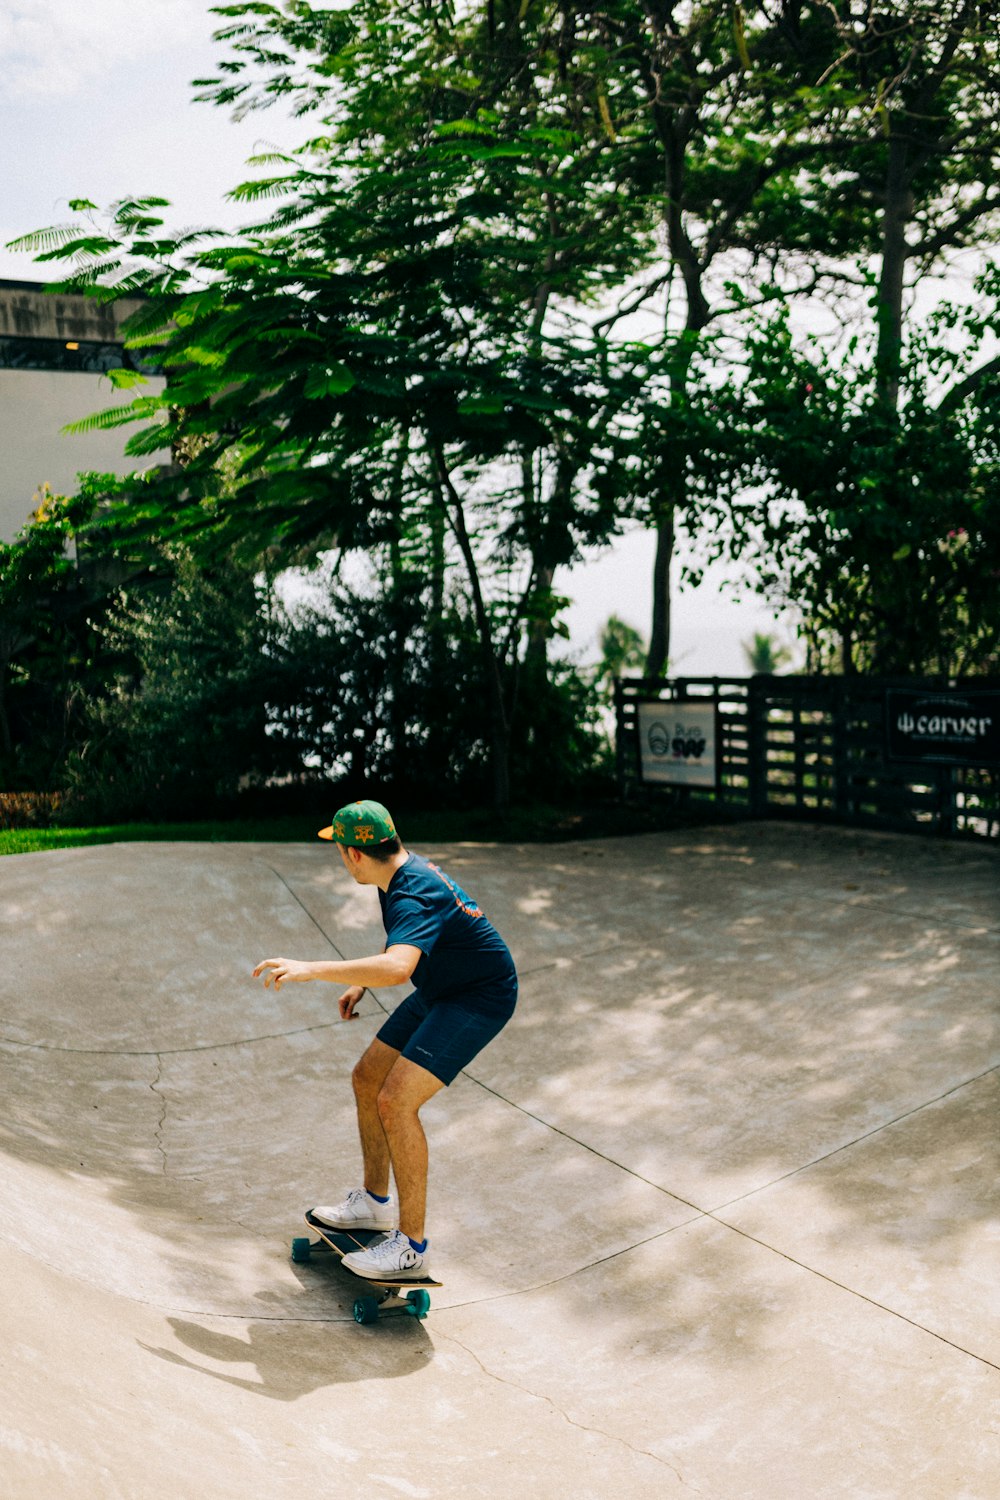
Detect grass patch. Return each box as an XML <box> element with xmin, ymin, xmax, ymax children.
<box><xmin>0</xmin><ymin>798</ymin><xmax>729</xmax><ymax>857</ymax></box>
<box><xmin>0</xmin><ymin>817</ymin><xmax>318</xmax><ymax>857</ymax></box>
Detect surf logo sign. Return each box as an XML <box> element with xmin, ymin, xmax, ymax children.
<box><xmin>638</xmin><ymin>701</ymin><xmax>718</xmax><ymax>787</ymax></box>
<box><xmin>885</xmin><ymin>688</ymin><xmax>1000</xmax><ymax>767</ymax></box>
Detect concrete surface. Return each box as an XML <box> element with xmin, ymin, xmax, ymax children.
<box><xmin>0</xmin><ymin>821</ymin><xmax>996</xmax><ymax>1498</ymax></box>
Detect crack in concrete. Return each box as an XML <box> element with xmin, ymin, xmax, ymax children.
<box><xmin>794</xmin><ymin>882</ymin><xmax>1000</xmax><ymax>937</ymax></box>
<box><xmin>0</xmin><ymin>1017</ymin><xmax>359</xmax><ymax>1058</ymax></box>
<box><xmin>150</xmin><ymin>1055</ymin><xmax>169</xmax><ymax>1175</ymax></box>
<box><xmin>464</xmin><ymin>1066</ymin><xmax>1000</xmax><ymax>1374</ymax></box>
<box><xmin>437</xmin><ymin>1329</ymin><xmax>708</xmax><ymax>1494</ymax></box>
<box><xmin>701</xmin><ymin>1214</ymin><xmax>1000</xmax><ymax>1376</ymax></box>
<box><xmin>707</xmin><ymin>1059</ymin><xmax>1000</xmax><ymax>1218</ymax></box>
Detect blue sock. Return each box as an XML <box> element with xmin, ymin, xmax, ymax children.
<box><xmin>407</xmin><ymin>1236</ymin><xmax>427</xmax><ymax>1255</ymax></box>
<box><xmin>366</xmin><ymin>1190</ymin><xmax>390</xmax><ymax>1204</ymax></box>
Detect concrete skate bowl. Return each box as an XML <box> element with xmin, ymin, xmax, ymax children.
<box><xmin>0</xmin><ymin>827</ymin><xmax>996</xmax><ymax>1499</ymax></box>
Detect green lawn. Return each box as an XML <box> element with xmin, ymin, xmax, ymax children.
<box><xmin>0</xmin><ymin>798</ymin><xmax>726</xmax><ymax>857</ymax></box>
<box><xmin>0</xmin><ymin>819</ymin><xmax>312</xmax><ymax>857</ymax></box>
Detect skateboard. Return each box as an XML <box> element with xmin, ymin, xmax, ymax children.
<box><xmin>292</xmin><ymin>1210</ymin><xmax>442</xmax><ymax>1325</ymax></box>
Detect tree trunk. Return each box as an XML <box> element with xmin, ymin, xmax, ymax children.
<box><xmin>644</xmin><ymin>86</ymin><xmax>708</xmax><ymax>682</ymax></box>
<box><xmin>876</xmin><ymin>129</ymin><xmax>911</xmax><ymax>413</ymax></box>
<box><xmin>433</xmin><ymin>445</ymin><xmax>512</xmax><ymax>810</ymax></box>
<box><xmin>841</xmin><ymin>622</ymin><xmax>855</xmax><ymax>676</ymax></box>
<box><xmin>429</xmin><ymin>504</ymin><xmax>446</xmax><ymax>630</ymax></box>
<box><xmin>0</xmin><ymin>655</ymin><xmax>12</xmax><ymax>763</ymax></box>
<box><xmin>645</xmin><ymin>508</ymin><xmax>674</xmax><ymax>679</ymax></box>
<box><xmin>525</xmin><ymin>562</ymin><xmax>554</xmax><ymax>673</ymax></box>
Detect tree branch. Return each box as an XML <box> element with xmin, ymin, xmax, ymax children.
<box><xmin>936</xmin><ymin>353</ymin><xmax>1000</xmax><ymax>415</ymax></box>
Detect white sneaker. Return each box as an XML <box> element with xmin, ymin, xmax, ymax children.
<box><xmin>312</xmin><ymin>1188</ymin><xmax>396</xmax><ymax>1232</ymax></box>
<box><xmin>342</xmin><ymin>1229</ymin><xmax>430</xmax><ymax>1281</ymax></box>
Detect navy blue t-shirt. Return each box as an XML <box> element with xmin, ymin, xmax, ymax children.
<box><xmin>378</xmin><ymin>854</ymin><xmax>517</xmax><ymax>1012</ymax></box>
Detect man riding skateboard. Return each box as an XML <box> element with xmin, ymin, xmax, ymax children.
<box><xmin>253</xmin><ymin>799</ymin><xmax>517</xmax><ymax>1282</ymax></box>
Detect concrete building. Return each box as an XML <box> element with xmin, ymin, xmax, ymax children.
<box><xmin>0</xmin><ymin>278</ymin><xmax>167</xmax><ymax>542</ymax></box>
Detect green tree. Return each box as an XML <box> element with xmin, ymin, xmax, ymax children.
<box><xmin>577</xmin><ymin>2</ymin><xmax>848</xmax><ymax>676</ymax></box>
<box><xmin>594</xmin><ymin>613</ymin><xmax>647</xmax><ymax>701</ymax></box>
<box><xmin>817</xmin><ymin>2</ymin><xmax>1000</xmax><ymax>415</ymax></box>
<box><xmin>264</xmin><ymin>557</ymin><xmax>498</xmax><ymax>802</ymax></box>
<box><xmin>647</xmin><ymin>3</ymin><xmax>1000</xmax><ymax>678</ymax></box>
<box><xmin>742</xmin><ymin>631</ymin><xmax>791</xmax><ymax>675</ymax></box>
<box><xmin>0</xmin><ymin>478</ymin><xmax>166</xmax><ymax>790</ymax></box>
<box><xmin>713</xmin><ymin>298</ymin><xmax>1000</xmax><ymax>674</ymax></box>
<box><xmin>0</xmin><ymin>486</ymin><xmax>76</xmax><ymax>777</ymax></box>
<box><xmin>15</xmin><ymin>2</ymin><xmax>658</xmax><ymax>808</ymax></box>
<box><xmin>24</xmin><ymin>2</ymin><xmax>861</xmax><ymax>712</ymax></box>
<box><xmin>604</xmin><ymin>2</ymin><xmax>1000</xmax><ymax>674</ymax></box>
<box><xmin>63</xmin><ymin>549</ymin><xmax>283</xmax><ymax>822</ymax></box>
<box><xmin>18</xmin><ymin>0</ymin><xmax>1000</xmax><ymax>785</ymax></box>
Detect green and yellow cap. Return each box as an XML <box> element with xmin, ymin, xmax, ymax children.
<box><xmin>318</xmin><ymin>799</ymin><xmax>397</xmax><ymax>848</ymax></box>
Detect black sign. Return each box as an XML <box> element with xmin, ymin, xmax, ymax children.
<box><xmin>885</xmin><ymin>688</ymin><xmax>1000</xmax><ymax>767</ymax></box>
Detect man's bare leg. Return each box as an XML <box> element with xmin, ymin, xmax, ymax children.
<box><xmin>351</xmin><ymin>1038</ymin><xmax>401</xmax><ymax>1198</ymax></box>
<box><xmin>376</xmin><ymin>1057</ymin><xmax>444</xmax><ymax>1244</ymax></box>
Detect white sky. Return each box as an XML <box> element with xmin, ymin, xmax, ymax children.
<box><xmin>0</xmin><ymin>0</ymin><xmax>789</xmax><ymax>675</ymax></box>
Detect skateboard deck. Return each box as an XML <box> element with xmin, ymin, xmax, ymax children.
<box><xmin>292</xmin><ymin>1210</ymin><xmax>442</xmax><ymax>1324</ymax></box>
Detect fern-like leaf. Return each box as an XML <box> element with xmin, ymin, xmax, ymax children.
<box><xmin>6</xmin><ymin>224</ymin><xmax>79</xmax><ymax>254</ymax></box>
<box><xmin>63</xmin><ymin>396</ymin><xmax>164</xmax><ymax>435</ymax></box>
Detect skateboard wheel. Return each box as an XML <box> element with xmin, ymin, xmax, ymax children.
<box><xmin>405</xmin><ymin>1289</ymin><xmax>431</xmax><ymax>1320</ymax></box>
<box><xmin>291</xmin><ymin>1237</ymin><xmax>311</xmax><ymax>1264</ymax></box>
<box><xmin>353</xmin><ymin>1296</ymin><xmax>380</xmax><ymax>1326</ymax></box>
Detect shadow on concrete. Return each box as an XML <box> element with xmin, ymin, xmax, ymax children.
<box><xmin>139</xmin><ymin>1306</ymin><xmax>433</xmax><ymax>1401</ymax></box>
<box><xmin>0</xmin><ymin>824</ymin><xmax>996</xmax><ymax>1407</ymax></box>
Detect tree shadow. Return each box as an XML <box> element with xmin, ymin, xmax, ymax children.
<box><xmin>0</xmin><ymin>825</ymin><xmax>995</xmax><ymax>1387</ymax></box>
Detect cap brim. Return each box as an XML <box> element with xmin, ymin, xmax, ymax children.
<box><xmin>317</xmin><ymin>826</ymin><xmax>334</xmax><ymax>841</ymax></box>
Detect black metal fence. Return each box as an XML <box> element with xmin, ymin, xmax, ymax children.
<box><xmin>615</xmin><ymin>675</ymin><xmax>1000</xmax><ymax>842</ymax></box>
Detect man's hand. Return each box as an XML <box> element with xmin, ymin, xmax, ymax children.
<box><xmin>252</xmin><ymin>957</ymin><xmax>314</xmax><ymax>990</ymax></box>
<box><xmin>339</xmin><ymin>985</ymin><xmax>365</xmax><ymax>1021</ymax></box>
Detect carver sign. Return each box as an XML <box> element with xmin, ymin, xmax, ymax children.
<box><xmin>885</xmin><ymin>688</ymin><xmax>1000</xmax><ymax>766</ymax></box>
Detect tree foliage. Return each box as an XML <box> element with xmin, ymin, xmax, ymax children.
<box><xmin>20</xmin><ymin>1</ymin><xmax>671</xmax><ymax>804</ymax></box>
<box><xmin>594</xmin><ymin>613</ymin><xmax>647</xmax><ymax>701</ymax></box>
<box><xmin>7</xmin><ymin>0</ymin><xmax>1000</xmax><ymax>821</ymax></box>
<box><xmin>0</xmin><ymin>478</ymin><xmax>169</xmax><ymax>790</ymax></box>
<box><xmin>711</xmin><ymin>290</ymin><xmax>1000</xmax><ymax>674</ymax></box>
<box><xmin>61</xmin><ymin>550</ymin><xmax>281</xmax><ymax>822</ymax></box>
<box><xmin>816</xmin><ymin>1</ymin><xmax>1000</xmax><ymax>409</ymax></box>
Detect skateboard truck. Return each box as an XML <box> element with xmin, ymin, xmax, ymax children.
<box><xmin>292</xmin><ymin>1213</ymin><xmax>440</xmax><ymax>1325</ymax></box>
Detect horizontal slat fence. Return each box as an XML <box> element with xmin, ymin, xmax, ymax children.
<box><xmin>616</xmin><ymin>676</ymin><xmax>999</xmax><ymax>842</ymax></box>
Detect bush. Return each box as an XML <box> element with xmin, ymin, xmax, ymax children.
<box><xmin>0</xmin><ymin>791</ymin><xmax>62</xmax><ymax>829</ymax></box>
<box><xmin>266</xmin><ymin>572</ymin><xmax>490</xmax><ymax>803</ymax></box>
<box><xmin>55</xmin><ymin>545</ymin><xmax>613</xmax><ymax>823</ymax></box>
<box><xmin>267</xmin><ymin>567</ymin><xmax>612</xmax><ymax>807</ymax></box>
<box><xmin>60</xmin><ymin>552</ymin><xmax>288</xmax><ymax>823</ymax></box>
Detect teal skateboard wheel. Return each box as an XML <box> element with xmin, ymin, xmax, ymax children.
<box><xmin>405</xmin><ymin>1289</ymin><xmax>431</xmax><ymax>1319</ymax></box>
<box><xmin>354</xmin><ymin>1295</ymin><xmax>381</xmax><ymax>1326</ymax></box>
<box><xmin>290</xmin><ymin>1237</ymin><xmax>311</xmax><ymax>1264</ymax></box>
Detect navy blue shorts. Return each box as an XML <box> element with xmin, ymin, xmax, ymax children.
<box><xmin>376</xmin><ymin>987</ymin><xmax>516</xmax><ymax>1086</ymax></box>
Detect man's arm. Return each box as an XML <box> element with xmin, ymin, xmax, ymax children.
<box><xmin>252</xmin><ymin>944</ymin><xmax>422</xmax><ymax>993</ymax></box>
